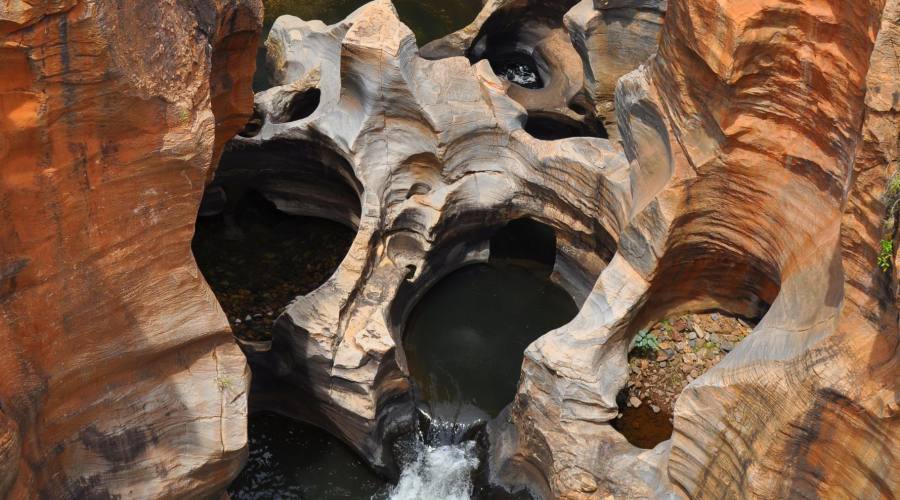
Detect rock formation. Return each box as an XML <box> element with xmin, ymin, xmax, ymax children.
<box><xmin>0</xmin><ymin>1</ymin><xmax>261</xmax><ymax>497</ymax></box>
<box><xmin>2</xmin><ymin>0</ymin><xmax>899</xmax><ymax>497</ymax></box>
<box><xmin>235</xmin><ymin>0</ymin><xmax>900</xmax><ymax>497</ymax></box>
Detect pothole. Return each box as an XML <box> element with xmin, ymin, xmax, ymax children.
<box><xmin>193</xmin><ymin>140</ymin><xmax>362</xmax><ymax>340</ymax></box>
<box><xmin>385</xmin><ymin>219</ymin><xmax>578</xmax><ymax>499</ymax></box>
<box><xmin>612</xmin><ymin>312</ymin><xmax>757</xmax><ymax>449</ymax></box>
<box><xmin>524</xmin><ymin>113</ymin><xmax>608</xmax><ymax>141</ymax></box>
<box><xmin>272</xmin><ymin>88</ymin><xmax>321</xmax><ymax>123</ymax></box>
<box><xmin>192</xmin><ymin>193</ymin><xmax>355</xmax><ymax>341</ymax></box>
<box><xmin>403</xmin><ymin>219</ymin><xmax>576</xmax><ymax>419</ymax></box>
<box><xmin>488</xmin><ymin>52</ymin><xmax>543</xmax><ymax>89</ymax></box>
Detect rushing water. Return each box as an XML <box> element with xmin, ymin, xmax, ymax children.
<box><xmin>227</xmin><ymin>260</ymin><xmax>573</xmax><ymax>498</ymax></box>
<box><xmin>255</xmin><ymin>0</ymin><xmax>485</xmax><ymax>90</ymax></box>
<box><xmin>387</xmin><ymin>438</ymin><xmax>480</xmax><ymax>500</ymax></box>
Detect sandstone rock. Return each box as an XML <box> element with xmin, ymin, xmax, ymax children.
<box><xmin>5</xmin><ymin>0</ymin><xmax>899</xmax><ymax>498</ymax></box>
<box><xmin>0</xmin><ymin>1</ymin><xmax>261</xmax><ymax>497</ymax></box>
<box><xmin>231</xmin><ymin>0</ymin><xmax>624</xmax><ymax>476</ymax></box>
<box><xmin>490</xmin><ymin>0</ymin><xmax>900</xmax><ymax>496</ymax></box>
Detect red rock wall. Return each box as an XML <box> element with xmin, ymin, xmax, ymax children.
<box><xmin>0</xmin><ymin>1</ymin><xmax>261</xmax><ymax>497</ymax></box>
<box><xmin>644</xmin><ymin>0</ymin><xmax>900</xmax><ymax>497</ymax></box>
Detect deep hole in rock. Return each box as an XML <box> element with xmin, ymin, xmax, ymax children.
<box><xmin>192</xmin><ymin>140</ymin><xmax>361</xmax><ymax>341</ymax></box>
<box><xmin>466</xmin><ymin>0</ymin><xmax>579</xmax><ymax>90</ymax></box>
<box><xmin>394</xmin><ymin>219</ymin><xmax>576</xmax><ymax>499</ymax></box>
<box><xmin>238</xmin><ymin>108</ymin><xmax>263</xmax><ymax>138</ymax></box>
<box><xmin>608</xmin><ymin>245</ymin><xmax>782</xmax><ymax>449</ymax></box>
<box><xmin>402</xmin><ymin>219</ymin><xmax>577</xmax><ymax>420</ymax></box>
<box><xmin>274</xmin><ymin>88</ymin><xmax>321</xmax><ymax>123</ymax></box>
<box><xmin>613</xmin><ymin>307</ymin><xmax>768</xmax><ymax>449</ymax></box>
<box><xmin>525</xmin><ymin>113</ymin><xmax>609</xmax><ymax>141</ymax></box>
<box><xmin>488</xmin><ymin>52</ymin><xmax>544</xmax><ymax>89</ymax></box>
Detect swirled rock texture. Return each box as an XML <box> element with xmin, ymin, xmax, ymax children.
<box><xmin>493</xmin><ymin>0</ymin><xmax>900</xmax><ymax>498</ymax></box>
<box><xmin>240</xmin><ymin>0</ymin><xmax>899</xmax><ymax>498</ymax></box>
<box><xmin>0</xmin><ymin>0</ymin><xmax>261</xmax><ymax>497</ymax></box>
<box><xmin>236</xmin><ymin>0</ymin><xmax>623</xmax><ymax>476</ymax></box>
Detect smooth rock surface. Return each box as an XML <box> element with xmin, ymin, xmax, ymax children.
<box><xmin>236</xmin><ymin>0</ymin><xmax>899</xmax><ymax>498</ymax></box>
<box><xmin>0</xmin><ymin>1</ymin><xmax>262</xmax><ymax>497</ymax></box>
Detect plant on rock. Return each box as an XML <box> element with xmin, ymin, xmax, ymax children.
<box><xmin>632</xmin><ymin>329</ymin><xmax>660</xmax><ymax>357</ymax></box>
<box><xmin>878</xmin><ymin>239</ymin><xmax>894</xmax><ymax>273</ymax></box>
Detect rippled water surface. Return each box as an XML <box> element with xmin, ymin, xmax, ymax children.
<box><xmin>229</xmin><ymin>413</ymin><xmax>387</xmax><ymax>499</ymax></box>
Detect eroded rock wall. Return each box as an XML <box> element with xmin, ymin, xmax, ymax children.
<box><xmin>0</xmin><ymin>1</ymin><xmax>261</xmax><ymax>497</ymax></box>
<box><xmin>496</xmin><ymin>0</ymin><xmax>900</xmax><ymax>498</ymax></box>
<box><xmin>235</xmin><ymin>0</ymin><xmax>626</xmax><ymax>476</ymax></box>
<box><xmin>227</xmin><ymin>0</ymin><xmax>900</xmax><ymax>497</ymax></box>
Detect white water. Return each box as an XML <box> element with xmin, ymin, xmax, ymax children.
<box><xmin>384</xmin><ymin>440</ymin><xmax>479</xmax><ymax>500</ymax></box>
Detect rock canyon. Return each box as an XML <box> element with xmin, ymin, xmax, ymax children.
<box><xmin>1</xmin><ymin>0</ymin><xmax>899</xmax><ymax>498</ymax></box>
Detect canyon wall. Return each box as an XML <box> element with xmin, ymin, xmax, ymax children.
<box><xmin>1</xmin><ymin>0</ymin><xmax>898</xmax><ymax>498</ymax></box>
<box><xmin>242</xmin><ymin>0</ymin><xmax>900</xmax><ymax>498</ymax></box>
<box><xmin>495</xmin><ymin>0</ymin><xmax>900</xmax><ymax>498</ymax></box>
<box><xmin>0</xmin><ymin>1</ymin><xmax>261</xmax><ymax>497</ymax></box>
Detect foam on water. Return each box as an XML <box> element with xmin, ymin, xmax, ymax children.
<box><xmin>385</xmin><ymin>440</ymin><xmax>479</xmax><ymax>500</ymax></box>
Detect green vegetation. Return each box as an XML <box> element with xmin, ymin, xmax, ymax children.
<box><xmin>878</xmin><ymin>239</ymin><xmax>894</xmax><ymax>273</ymax></box>
<box><xmin>216</xmin><ymin>376</ymin><xmax>234</xmax><ymax>391</ymax></box>
<box><xmin>879</xmin><ymin>172</ymin><xmax>900</xmax><ymax>273</ymax></box>
<box><xmin>633</xmin><ymin>329</ymin><xmax>660</xmax><ymax>356</ymax></box>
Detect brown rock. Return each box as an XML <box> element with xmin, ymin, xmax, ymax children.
<box><xmin>0</xmin><ymin>1</ymin><xmax>261</xmax><ymax>497</ymax></box>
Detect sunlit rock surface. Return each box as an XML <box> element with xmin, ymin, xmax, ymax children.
<box><xmin>2</xmin><ymin>0</ymin><xmax>899</xmax><ymax>497</ymax></box>
<box><xmin>242</xmin><ymin>0</ymin><xmax>900</xmax><ymax>498</ymax></box>
<box><xmin>0</xmin><ymin>1</ymin><xmax>261</xmax><ymax>497</ymax></box>
<box><xmin>237</xmin><ymin>0</ymin><xmax>622</xmax><ymax>477</ymax></box>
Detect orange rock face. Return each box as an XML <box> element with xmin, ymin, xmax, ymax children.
<box><xmin>0</xmin><ymin>1</ymin><xmax>261</xmax><ymax>497</ymax></box>
<box><xmin>492</xmin><ymin>0</ymin><xmax>900</xmax><ymax>498</ymax></box>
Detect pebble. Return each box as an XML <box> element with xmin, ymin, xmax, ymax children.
<box><xmin>245</xmin><ymin>314</ymin><xmax>252</xmax><ymax>322</ymax></box>
<box><xmin>651</xmin><ymin>405</ymin><xmax>660</xmax><ymax>413</ymax></box>
<box><xmin>629</xmin><ymin>396</ymin><xmax>642</xmax><ymax>408</ymax></box>
<box><xmin>234</xmin><ymin>318</ymin><xmax>242</xmax><ymax>324</ymax></box>
<box><xmin>687</xmin><ymin>331</ymin><xmax>697</xmax><ymax>340</ymax></box>
<box><xmin>694</xmin><ymin>324</ymin><xmax>707</xmax><ymax>339</ymax></box>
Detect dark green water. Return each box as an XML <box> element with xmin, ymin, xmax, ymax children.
<box><xmin>229</xmin><ymin>413</ymin><xmax>389</xmax><ymax>499</ymax></box>
<box><xmin>255</xmin><ymin>0</ymin><xmax>484</xmax><ymax>90</ymax></box>
<box><xmin>404</xmin><ymin>262</ymin><xmax>579</xmax><ymax>418</ymax></box>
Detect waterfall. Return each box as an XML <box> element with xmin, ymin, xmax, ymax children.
<box><xmin>385</xmin><ymin>439</ymin><xmax>479</xmax><ymax>500</ymax></box>
<box><xmin>378</xmin><ymin>402</ymin><xmax>487</xmax><ymax>500</ymax></box>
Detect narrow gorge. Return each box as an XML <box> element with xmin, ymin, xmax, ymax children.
<box><xmin>1</xmin><ymin>0</ymin><xmax>898</xmax><ymax>499</ymax></box>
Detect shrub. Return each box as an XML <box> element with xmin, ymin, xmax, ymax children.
<box><xmin>633</xmin><ymin>329</ymin><xmax>660</xmax><ymax>356</ymax></box>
